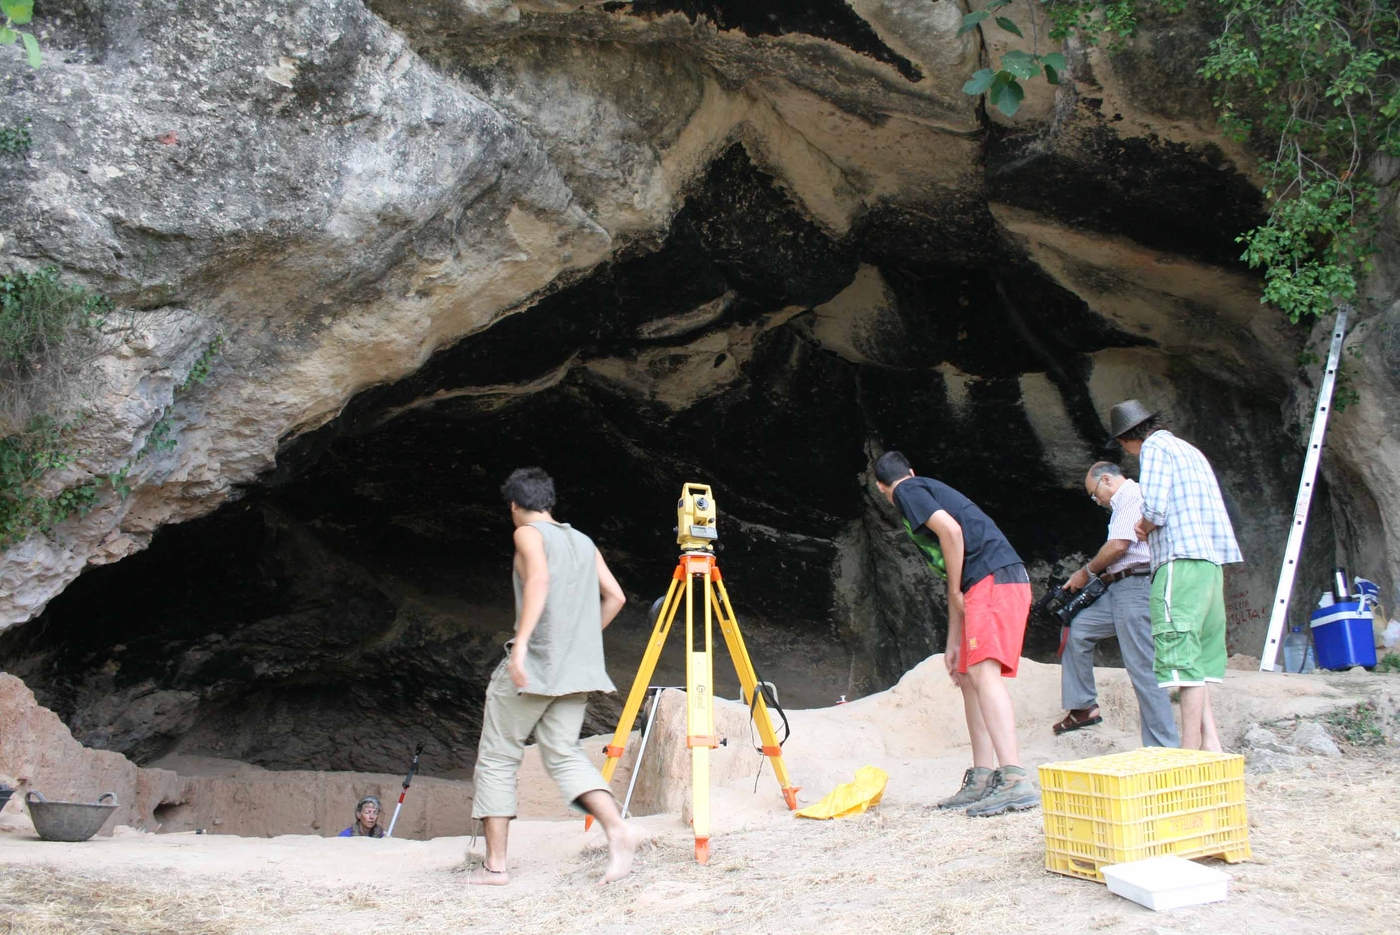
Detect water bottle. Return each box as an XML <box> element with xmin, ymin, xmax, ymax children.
<box><xmin>1283</xmin><ymin>626</ymin><xmax>1316</xmax><ymax>673</ymax></box>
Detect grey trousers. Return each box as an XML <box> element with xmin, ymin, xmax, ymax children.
<box><xmin>471</xmin><ymin>659</ymin><xmax>612</xmax><ymax>819</ymax></box>
<box><xmin>1060</xmin><ymin>575</ymin><xmax>1180</xmax><ymax>747</ymax></box>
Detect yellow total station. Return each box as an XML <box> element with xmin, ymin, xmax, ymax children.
<box><xmin>676</xmin><ymin>483</ymin><xmax>718</xmax><ymax>551</ymax></box>
<box><xmin>590</xmin><ymin>482</ymin><xmax>800</xmax><ymax>864</ymax></box>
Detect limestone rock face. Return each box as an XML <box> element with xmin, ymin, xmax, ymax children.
<box><xmin>0</xmin><ymin>1</ymin><xmax>1386</xmax><ymax>771</ymax></box>
<box><xmin>1314</xmin><ymin>196</ymin><xmax>1400</xmax><ymax>609</ymax></box>
<box><xmin>1</xmin><ymin>0</ymin><xmax>611</xmax><ymax>622</ymax></box>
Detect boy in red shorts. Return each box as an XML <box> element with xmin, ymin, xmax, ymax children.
<box><xmin>875</xmin><ymin>451</ymin><xmax>1038</xmax><ymax>817</ymax></box>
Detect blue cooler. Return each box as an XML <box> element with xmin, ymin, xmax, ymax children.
<box><xmin>1309</xmin><ymin>601</ymin><xmax>1378</xmax><ymax>670</ymax></box>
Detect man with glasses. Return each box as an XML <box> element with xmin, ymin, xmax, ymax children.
<box><xmin>1053</xmin><ymin>461</ymin><xmax>1179</xmax><ymax>747</ymax></box>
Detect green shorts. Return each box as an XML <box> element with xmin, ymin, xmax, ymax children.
<box><xmin>1150</xmin><ymin>559</ymin><xmax>1227</xmax><ymax>688</ymax></box>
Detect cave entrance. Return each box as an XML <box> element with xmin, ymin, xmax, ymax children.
<box><xmin>0</xmin><ymin>145</ymin><xmax>1297</xmax><ymax>775</ymax></box>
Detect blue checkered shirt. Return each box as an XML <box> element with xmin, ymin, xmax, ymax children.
<box><xmin>1139</xmin><ymin>431</ymin><xmax>1243</xmax><ymax>571</ymax></box>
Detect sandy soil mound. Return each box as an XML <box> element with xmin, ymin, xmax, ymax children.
<box><xmin>625</xmin><ymin>656</ymin><xmax>1377</xmax><ymax>821</ymax></box>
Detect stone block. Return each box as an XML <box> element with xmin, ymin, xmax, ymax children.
<box><xmin>1292</xmin><ymin>721</ymin><xmax>1342</xmax><ymax>758</ymax></box>
<box><xmin>1245</xmin><ymin>749</ymin><xmax>1309</xmax><ymax>774</ymax></box>
<box><xmin>1241</xmin><ymin>724</ymin><xmax>1299</xmax><ymax>755</ymax></box>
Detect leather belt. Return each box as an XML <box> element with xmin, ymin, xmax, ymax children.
<box><xmin>1100</xmin><ymin>564</ymin><xmax>1151</xmax><ymax>585</ymax></box>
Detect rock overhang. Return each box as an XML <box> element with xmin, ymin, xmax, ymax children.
<box><xmin>0</xmin><ymin>0</ymin><xmax>1344</xmax><ymax>770</ymax></box>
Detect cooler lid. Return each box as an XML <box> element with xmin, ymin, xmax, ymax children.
<box><xmin>1310</xmin><ymin>605</ymin><xmax>1374</xmax><ymax>628</ymax></box>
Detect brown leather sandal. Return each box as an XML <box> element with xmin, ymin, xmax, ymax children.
<box><xmin>1053</xmin><ymin>706</ymin><xmax>1103</xmax><ymax>735</ymax></box>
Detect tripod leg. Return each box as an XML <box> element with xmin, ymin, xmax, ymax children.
<box><xmin>584</xmin><ymin>564</ymin><xmax>684</xmax><ymax>830</ymax></box>
<box><xmin>686</xmin><ymin>558</ymin><xmax>717</xmax><ymax>864</ymax></box>
<box><xmin>710</xmin><ymin>570</ymin><xmax>801</xmax><ymax>811</ymax></box>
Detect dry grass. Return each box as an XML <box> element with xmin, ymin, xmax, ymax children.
<box><xmin>0</xmin><ymin>866</ymin><xmax>248</xmax><ymax>934</ymax></box>
<box><xmin>3</xmin><ymin>758</ymin><xmax>1397</xmax><ymax>935</ymax></box>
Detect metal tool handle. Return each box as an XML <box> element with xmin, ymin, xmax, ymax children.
<box><xmin>403</xmin><ymin>742</ymin><xmax>425</xmax><ymax>790</ymax></box>
<box><xmin>385</xmin><ymin>742</ymin><xmax>425</xmax><ymax>839</ymax></box>
<box><xmin>621</xmin><ymin>687</ymin><xmax>667</xmax><ymax>820</ymax></box>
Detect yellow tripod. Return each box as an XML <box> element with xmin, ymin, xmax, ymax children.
<box><xmin>591</xmin><ymin>484</ymin><xmax>799</xmax><ymax>864</ymax></box>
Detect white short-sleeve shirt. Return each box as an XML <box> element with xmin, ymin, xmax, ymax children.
<box><xmin>1105</xmin><ymin>479</ymin><xmax>1153</xmax><ymax>574</ymax></box>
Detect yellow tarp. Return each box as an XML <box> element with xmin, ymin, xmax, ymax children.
<box><xmin>794</xmin><ymin>765</ymin><xmax>888</xmax><ymax>820</ymax></box>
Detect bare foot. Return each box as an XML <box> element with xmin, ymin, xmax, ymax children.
<box><xmin>464</xmin><ymin>865</ymin><xmax>510</xmax><ymax>886</ymax></box>
<box><xmin>600</xmin><ymin>822</ymin><xmax>642</xmax><ymax>884</ymax></box>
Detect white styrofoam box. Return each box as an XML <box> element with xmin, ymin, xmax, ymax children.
<box><xmin>1101</xmin><ymin>856</ymin><xmax>1231</xmax><ymax>911</ymax></box>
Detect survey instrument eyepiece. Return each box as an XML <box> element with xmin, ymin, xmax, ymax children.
<box><xmin>677</xmin><ymin>482</ymin><xmax>718</xmax><ymax>551</ymax></box>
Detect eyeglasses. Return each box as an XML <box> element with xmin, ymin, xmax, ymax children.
<box><xmin>1089</xmin><ymin>476</ymin><xmax>1107</xmax><ymax>502</ymax></box>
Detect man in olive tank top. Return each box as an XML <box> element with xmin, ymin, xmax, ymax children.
<box><xmin>467</xmin><ymin>468</ymin><xmax>641</xmax><ymax>885</ymax></box>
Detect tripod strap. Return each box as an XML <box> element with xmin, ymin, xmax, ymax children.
<box><xmin>747</xmin><ymin>673</ymin><xmax>791</xmax><ymax>749</ymax></box>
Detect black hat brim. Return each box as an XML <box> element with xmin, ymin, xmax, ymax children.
<box><xmin>1106</xmin><ymin>409</ymin><xmax>1161</xmax><ymax>446</ymax></box>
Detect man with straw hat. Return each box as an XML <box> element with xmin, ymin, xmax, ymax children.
<box><xmin>1108</xmin><ymin>401</ymin><xmax>1242</xmax><ymax>751</ymax></box>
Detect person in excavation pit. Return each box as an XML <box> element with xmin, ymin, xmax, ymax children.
<box><xmin>873</xmin><ymin>451</ymin><xmax>1040</xmax><ymax>817</ymax></box>
<box><xmin>338</xmin><ymin>795</ymin><xmax>384</xmax><ymax>838</ymax></box>
<box><xmin>1109</xmin><ymin>400</ymin><xmax>1243</xmax><ymax>752</ymax></box>
<box><xmin>465</xmin><ymin>467</ymin><xmax>642</xmax><ymax>886</ymax></box>
<box><xmin>1053</xmin><ymin>461</ymin><xmax>1179</xmax><ymax>748</ymax></box>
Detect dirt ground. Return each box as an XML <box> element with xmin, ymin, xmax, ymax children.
<box><xmin>2</xmin><ymin>660</ymin><xmax>1398</xmax><ymax>934</ymax></box>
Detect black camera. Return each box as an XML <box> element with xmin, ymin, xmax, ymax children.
<box><xmin>1032</xmin><ymin>574</ymin><xmax>1107</xmax><ymax>626</ymax></box>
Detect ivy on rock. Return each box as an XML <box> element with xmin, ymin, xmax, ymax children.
<box><xmin>0</xmin><ymin>265</ymin><xmax>229</xmax><ymax>549</ymax></box>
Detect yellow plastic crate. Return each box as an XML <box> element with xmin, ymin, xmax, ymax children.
<box><xmin>1038</xmin><ymin>747</ymin><xmax>1251</xmax><ymax>882</ymax></box>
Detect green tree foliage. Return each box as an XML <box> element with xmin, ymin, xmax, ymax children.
<box><xmin>959</xmin><ymin>0</ymin><xmax>1400</xmax><ymax>325</ymax></box>
<box><xmin>1042</xmin><ymin>0</ymin><xmax>1177</xmax><ymax>43</ymax></box>
<box><xmin>1202</xmin><ymin>0</ymin><xmax>1399</xmax><ymax>321</ymax></box>
<box><xmin>960</xmin><ymin>0</ymin><xmax>1070</xmax><ymax>116</ymax></box>
<box><xmin>0</xmin><ymin>0</ymin><xmax>41</xmax><ymax>67</ymax></box>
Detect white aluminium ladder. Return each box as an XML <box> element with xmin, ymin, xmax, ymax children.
<box><xmin>1259</xmin><ymin>305</ymin><xmax>1350</xmax><ymax>672</ymax></box>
